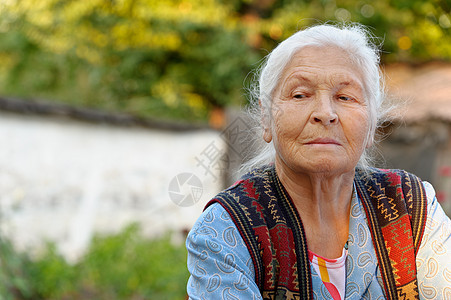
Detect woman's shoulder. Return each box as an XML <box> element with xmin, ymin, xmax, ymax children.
<box><xmin>416</xmin><ymin>181</ymin><xmax>451</xmax><ymax>294</ymax></box>
<box><xmin>356</xmin><ymin>167</ymin><xmax>422</xmax><ymax>181</ymax></box>
<box><xmin>186</xmin><ymin>204</ymin><xmax>260</xmax><ymax>298</ymax></box>
<box><xmin>188</xmin><ymin>203</ymin><xmax>235</xmax><ymax>237</ymax></box>
<box><xmin>420</xmin><ymin>180</ymin><xmax>450</xmax><ymax>231</ymax></box>
<box><xmin>226</xmin><ymin>165</ymin><xmax>274</xmax><ymax>192</ymax></box>
<box><xmin>207</xmin><ymin>165</ymin><xmax>275</xmax><ymax>207</ymax></box>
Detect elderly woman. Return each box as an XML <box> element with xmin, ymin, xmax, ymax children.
<box><xmin>186</xmin><ymin>24</ymin><xmax>451</xmax><ymax>299</ymax></box>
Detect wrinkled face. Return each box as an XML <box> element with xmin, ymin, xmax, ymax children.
<box><xmin>264</xmin><ymin>46</ymin><xmax>370</xmax><ymax>176</ymax></box>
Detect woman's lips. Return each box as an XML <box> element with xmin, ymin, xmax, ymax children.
<box><xmin>305</xmin><ymin>138</ymin><xmax>341</xmax><ymax>145</ymax></box>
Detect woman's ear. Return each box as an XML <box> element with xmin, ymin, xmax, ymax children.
<box><xmin>263</xmin><ymin>127</ymin><xmax>272</xmax><ymax>143</ymax></box>
<box><xmin>259</xmin><ymin>99</ymin><xmax>272</xmax><ymax>143</ymax></box>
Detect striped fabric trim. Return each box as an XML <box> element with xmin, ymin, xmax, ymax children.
<box><xmin>406</xmin><ymin>172</ymin><xmax>428</xmax><ymax>255</ymax></box>
<box><xmin>355</xmin><ymin>168</ymin><xmax>427</xmax><ymax>299</ymax></box>
<box><xmin>272</xmin><ymin>168</ymin><xmax>313</xmax><ymax>299</ymax></box>
<box><xmin>355</xmin><ymin>177</ymin><xmax>398</xmax><ymax>299</ymax></box>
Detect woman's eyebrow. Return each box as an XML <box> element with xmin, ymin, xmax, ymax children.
<box><xmin>337</xmin><ymin>80</ymin><xmax>363</xmax><ymax>91</ymax></box>
<box><xmin>283</xmin><ymin>74</ymin><xmax>313</xmax><ymax>88</ymax></box>
<box><xmin>333</xmin><ymin>73</ymin><xmax>364</xmax><ymax>89</ymax></box>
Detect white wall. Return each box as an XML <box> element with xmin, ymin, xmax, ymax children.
<box><xmin>0</xmin><ymin>112</ymin><xmax>224</xmax><ymax>261</ymax></box>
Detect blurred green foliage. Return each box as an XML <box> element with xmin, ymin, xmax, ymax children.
<box><xmin>0</xmin><ymin>225</ymin><xmax>188</xmax><ymax>299</ymax></box>
<box><xmin>0</xmin><ymin>0</ymin><xmax>450</xmax><ymax>122</ymax></box>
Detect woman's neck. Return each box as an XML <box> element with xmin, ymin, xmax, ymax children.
<box><xmin>275</xmin><ymin>161</ymin><xmax>355</xmax><ymax>258</ymax></box>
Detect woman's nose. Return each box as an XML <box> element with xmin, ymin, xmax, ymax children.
<box><xmin>310</xmin><ymin>96</ymin><xmax>338</xmax><ymax>125</ymax></box>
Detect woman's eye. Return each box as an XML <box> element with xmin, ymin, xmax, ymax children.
<box><xmin>338</xmin><ymin>95</ymin><xmax>352</xmax><ymax>101</ymax></box>
<box><xmin>293</xmin><ymin>94</ymin><xmax>307</xmax><ymax>99</ymax></box>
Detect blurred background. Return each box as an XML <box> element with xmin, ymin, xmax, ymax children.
<box><xmin>0</xmin><ymin>0</ymin><xmax>450</xmax><ymax>299</ymax></box>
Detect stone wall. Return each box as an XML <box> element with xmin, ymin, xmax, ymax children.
<box><xmin>0</xmin><ymin>112</ymin><xmax>225</xmax><ymax>261</ymax></box>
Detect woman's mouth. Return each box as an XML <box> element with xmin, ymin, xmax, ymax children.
<box><xmin>305</xmin><ymin>138</ymin><xmax>341</xmax><ymax>145</ymax></box>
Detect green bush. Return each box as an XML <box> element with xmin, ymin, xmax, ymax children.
<box><xmin>0</xmin><ymin>237</ymin><xmax>34</xmax><ymax>300</ymax></box>
<box><xmin>0</xmin><ymin>225</ymin><xmax>189</xmax><ymax>300</ymax></box>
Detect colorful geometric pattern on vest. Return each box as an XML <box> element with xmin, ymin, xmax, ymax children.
<box><xmin>206</xmin><ymin>166</ymin><xmax>427</xmax><ymax>300</ymax></box>
<box><xmin>355</xmin><ymin>168</ymin><xmax>427</xmax><ymax>300</ymax></box>
<box><xmin>207</xmin><ymin>166</ymin><xmax>312</xmax><ymax>299</ymax></box>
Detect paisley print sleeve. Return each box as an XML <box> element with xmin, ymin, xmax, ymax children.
<box><xmin>417</xmin><ymin>182</ymin><xmax>451</xmax><ymax>299</ymax></box>
<box><xmin>186</xmin><ymin>203</ymin><xmax>262</xmax><ymax>300</ymax></box>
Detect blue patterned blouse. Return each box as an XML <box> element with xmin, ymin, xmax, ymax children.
<box><xmin>186</xmin><ymin>182</ymin><xmax>451</xmax><ymax>299</ymax></box>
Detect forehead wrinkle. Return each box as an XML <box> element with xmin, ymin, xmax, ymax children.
<box><xmin>285</xmin><ymin>68</ymin><xmax>315</xmax><ymax>82</ymax></box>
<box><xmin>281</xmin><ymin>70</ymin><xmax>314</xmax><ymax>89</ymax></box>
<box><xmin>281</xmin><ymin>68</ymin><xmax>327</xmax><ymax>92</ymax></box>
<box><xmin>281</xmin><ymin>70</ymin><xmax>364</xmax><ymax>92</ymax></box>
<box><xmin>327</xmin><ymin>73</ymin><xmax>364</xmax><ymax>91</ymax></box>
<box><xmin>275</xmin><ymin>70</ymin><xmax>311</xmax><ymax>98</ymax></box>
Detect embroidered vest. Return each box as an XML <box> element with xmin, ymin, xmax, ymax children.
<box><xmin>206</xmin><ymin>166</ymin><xmax>427</xmax><ymax>299</ymax></box>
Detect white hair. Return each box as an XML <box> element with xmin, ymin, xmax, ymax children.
<box><xmin>241</xmin><ymin>22</ymin><xmax>388</xmax><ymax>174</ymax></box>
